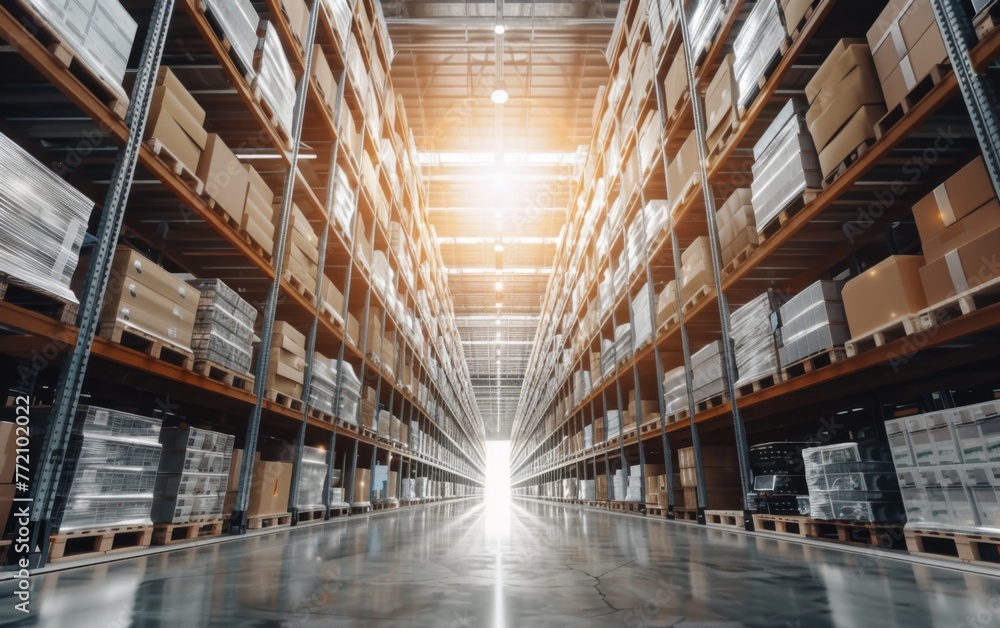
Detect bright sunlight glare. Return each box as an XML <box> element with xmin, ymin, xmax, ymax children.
<box><xmin>484</xmin><ymin>441</ymin><xmax>511</xmax><ymax>540</ymax></box>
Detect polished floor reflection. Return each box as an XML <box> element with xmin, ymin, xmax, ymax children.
<box><xmin>0</xmin><ymin>498</ymin><xmax>998</xmax><ymax>627</ymax></box>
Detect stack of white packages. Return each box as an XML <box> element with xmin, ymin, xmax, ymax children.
<box><xmin>335</xmin><ymin>360</ymin><xmax>362</xmax><ymax>424</ymax></box>
<box><xmin>321</xmin><ymin>0</ymin><xmax>352</xmax><ymax>44</ymax></box>
<box><xmin>612</xmin><ymin>468</ymin><xmax>628</xmax><ymax>501</ymax></box>
<box><xmin>804</xmin><ymin>442</ymin><xmax>902</xmax><ymax>523</ymax></box>
<box><xmin>24</xmin><ymin>0</ymin><xmax>137</xmax><ymax>100</ymax></box>
<box><xmin>734</xmin><ymin>0</ymin><xmax>786</xmax><ymax>107</ymax></box>
<box><xmin>186</xmin><ymin>278</ymin><xmax>258</xmax><ymax>374</ymax></box>
<box><xmin>203</xmin><ymin>0</ymin><xmax>259</xmax><ymax>74</ymax></box>
<box><xmin>42</xmin><ymin>407</ymin><xmax>163</xmax><ymax>532</ymax></box>
<box><xmin>601</xmin><ymin>338</ymin><xmax>617</xmax><ymax>377</ymax></box>
<box><xmin>692</xmin><ymin>341</ymin><xmax>726</xmax><ymax>402</ymax></box>
<box><xmin>572</xmin><ymin>370</ymin><xmax>592</xmax><ymax>407</ymax></box>
<box><xmin>686</xmin><ymin>0</ymin><xmax>724</xmax><ymax>58</ymax></box>
<box><xmin>614</xmin><ymin>322</ymin><xmax>632</xmax><ymax>366</ymax></box>
<box><xmin>154</xmin><ymin>427</ymin><xmax>234</xmax><ymax>524</ymax></box>
<box><xmin>309</xmin><ymin>352</ymin><xmax>339</xmax><ymax>416</ymax></box>
<box><xmin>751</xmin><ymin>99</ymin><xmax>821</xmax><ymax>232</ymax></box>
<box><xmin>583</xmin><ymin>424</ymin><xmax>594</xmax><ymax>448</ymax></box>
<box><xmin>579</xmin><ymin>479</ymin><xmax>596</xmax><ymax>500</ymax></box>
<box><xmin>732</xmin><ymin>290</ymin><xmax>783</xmax><ymax>387</ymax></box>
<box><xmin>331</xmin><ymin>164</ymin><xmax>356</xmax><ymax>237</ymax></box>
<box><xmin>563</xmin><ymin>479</ymin><xmax>579</xmax><ymax>500</ymax></box>
<box><xmin>626</xmin><ymin>465</ymin><xmax>644</xmax><ymax>502</ymax></box>
<box><xmin>606</xmin><ymin>410</ymin><xmax>622</xmax><ymax>441</ymax></box>
<box><xmin>663</xmin><ymin>365</ymin><xmax>688</xmax><ymax>415</ymax></box>
<box><xmin>0</xmin><ymin>132</ymin><xmax>95</xmax><ymax>303</ymax></box>
<box><xmin>254</xmin><ymin>22</ymin><xmax>297</xmax><ymax>140</ymax></box>
<box><xmin>401</xmin><ymin>478</ymin><xmax>416</xmax><ymax>500</ymax></box>
<box><xmin>330</xmin><ymin>487</ymin><xmax>347</xmax><ymax>507</ymax></box>
<box><xmin>778</xmin><ymin>280</ymin><xmax>850</xmax><ymax>366</ymax></box>
<box><xmin>632</xmin><ymin>284</ymin><xmax>654</xmax><ymax>351</ymax></box>
<box><xmin>296</xmin><ymin>446</ymin><xmax>328</xmax><ymax>511</ymax></box>
<box><xmin>416</xmin><ymin>477</ymin><xmax>430</xmax><ymax>499</ymax></box>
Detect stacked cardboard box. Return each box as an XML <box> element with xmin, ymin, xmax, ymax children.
<box><xmin>625</xmin><ymin>464</ymin><xmax>666</xmax><ymax>502</ymax></box>
<box><xmin>732</xmin><ymin>290</ymin><xmax>782</xmax><ymax>387</ymax></box>
<box><xmin>281</xmin><ymin>205</ymin><xmax>320</xmax><ymax>290</ymax></box>
<box><xmin>627</xmin><ymin>390</ymin><xmax>659</xmax><ymax>426</ymax></box>
<box><xmin>0</xmin><ymin>424</ymin><xmax>15</xmax><ymax>532</ymax></box>
<box><xmin>579</xmin><ymin>479</ymin><xmax>596</xmax><ymax>500</ymax></box>
<box><xmin>229</xmin><ymin>450</ymin><xmax>294</xmax><ymax>517</ymax></box>
<box><xmin>24</xmin><ymin>0</ymin><xmax>137</xmax><ymax>100</ymax></box>
<box><xmin>82</xmin><ymin>247</ymin><xmax>200</xmax><ymax>350</ymax></box>
<box><xmin>778</xmin><ymin>280</ymin><xmax>849</xmax><ymax>366</ymax></box>
<box><xmin>656</xmin><ymin>281</ymin><xmax>679</xmax><ymax>330</ymax></box>
<box><xmin>265</xmin><ymin>321</ymin><xmax>307</xmax><ymax>398</ymax></box>
<box><xmin>912</xmin><ymin>156</ymin><xmax>1000</xmax><ymax>305</ymax></box>
<box><xmin>153</xmin><ymin>428</ymin><xmax>234</xmax><ymax>524</ymax></box>
<box><xmin>889</xmin><ymin>400</ymin><xmax>1000</xmax><ymax>530</ymax></box>
<box><xmin>679</xmin><ymin>237</ymin><xmax>714</xmax><ymax>309</ymax></box>
<box><xmin>242</xmin><ymin>165</ymin><xmax>276</xmax><ymax>256</ymax></box>
<box><xmin>34</xmin><ymin>407</ymin><xmax>163</xmax><ymax>532</ymax></box>
<box><xmin>734</xmin><ymin>0</ymin><xmax>786</xmax><ymax>107</ymax></box>
<box><xmin>663</xmin><ymin>45</ymin><xmax>688</xmax><ymax>121</ymax></box>
<box><xmin>678</xmin><ymin>446</ymin><xmax>744</xmax><ymax>510</ymax></box>
<box><xmin>667</xmin><ymin>132</ymin><xmax>700</xmax><ymax>209</ymax></box>
<box><xmin>842</xmin><ymin>256</ymin><xmax>927</xmax><ymax>338</ymax></box>
<box><xmin>352</xmin><ymin>468</ymin><xmax>372</xmax><ymax>505</ymax></box>
<box><xmin>751</xmin><ymin>99</ymin><xmax>822</xmax><ymax>232</ymax></box>
<box><xmin>867</xmin><ymin>0</ymin><xmax>948</xmax><ymax>113</ymax></box>
<box><xmin>780</xmin><ymin>0</ymin><xmax>814</xmax><ymax>35</ymax></box>
<box><xmin>186</xmin><ymin>278</ymin><xmax>257</xmax><ymax>374</ymax></box>
<box><xmin>705</xmin><ymin>54</ymin><xmax>739</xmax><ymax>155</ymax></box>
<box><xmin>279</xmin><ymin>0</ymin><xmax>310</xmax><ymax>51</ymax></box>
<box><xmin>805</xmin><ymin>40</ymin><xmax>885</xmax><ymax>178</ymax></box>
<box><xmin>716</xmin><ymin>188</ymin><xmax>756</xmax><ymax>270</ymax></box>
<box><xmin>804</xmin><ymin>442</ymin><xmax>902</xmax><ymax>522</ymax></box>
<box><xmin>198</xmin><ymin>134</ymin><xmax>250</xmax><ymax>226</ymax></box>
<box><xmin>0</xmin><ymin>131</ymin><xmax>95</xmax><ymax>303</ymax></box>
<box><xmin>147</xmin><ymin>68</ymin><xmax>208</xmax><ymax>177</ymax></box>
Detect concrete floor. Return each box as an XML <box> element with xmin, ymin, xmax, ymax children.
<box><xmin>0</xmin><ymin>498</ymin><xmax>997</xmax><ymax>627</ymax></box>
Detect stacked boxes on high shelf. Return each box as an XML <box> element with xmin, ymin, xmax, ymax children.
<box><xmin>716</xmin><ymin>188</ymin><xmax>757</xmax><ymax>271</ymax></box>
<box><xmin>733</xmin><ymin>0</ymin><xmax>786</xmax><ymax>108</ymax></box>
<box><xmin>842</xmin><ymin>256</ymin><xmax>927</xmax><ymax>339</ymax></box>
<box><xmin>777</xmin><ymin>280</ymin><xmax>849</xmax><ymax>366</ymax></box>
<box><xmin>867</xmin><ymin>0</ymin><xmax>948</xmax><ymax>113</ymax></box>
<box><xmin>153</xmin><ymin>428</ymin><xmax>235</xmax><ymax>524</ymax></box>
<box><xmin>731</xmin><ymin>290</ymin><xmax>782</xmax><ymax>388</ymax></box>
<box><xmin>266</xmin><ymin>322</ymin><xmax>307</xmax><ymax>401</ymax></box>
<box><xmin>186</xmin><ymin>278</ymin><xmax>258</xmax><ymax>375</ymax></box>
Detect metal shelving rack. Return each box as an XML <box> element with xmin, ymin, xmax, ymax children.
<box><xmin>0</xmin><ymin>0</ymin><xmax>487</xmax><ymax>567</ymax></box>
<box><xmin>509</xmin><ymin>0</ymin><xmax>1000</xmax><ymax>541</ymax></box>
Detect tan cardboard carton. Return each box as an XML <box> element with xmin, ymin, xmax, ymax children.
<box><xmin>272</xmin><ymin>321</ymin><xmax>306</xmax><ymax>357</ymax></box>
<box><xmin>921</xmin><ymin>200</ymin><xmax>1000</xmax><ymax>264</ymax></box>
<box><xmin>248</xmin><ymin>459</ymin><xmax>293</xmax><ymax>516</ymax></box>
<box><xmin>280</xmin><ymin>0</ymin><xmax>310</xmax><ymax>49</ymax></box>
<box><xmin>198</xmin><ymin>134</ymin><xmax>249</xmax><ymax>225</ymax></box>
<box><xmin>805</xmin><ymin>40</ymin><xmax>872</xmax><ymax>104</ymax></box>
<box><xmin>0</xmin><ymin>423</ymin><xmax>15</xmax><ymax>483</ymax></box>
<box><xmin>146</xmin><ymin>87</ymin><xmax>208</xmax><ymax>174</ymax></box>
<box><xmin>842</xmin><ymin>255</ymin><xmax>927</xmax><ymax>337</ymax></box>
<box><xmin>680</xmin><ymin>237</ymin><xmax>714</xmax><ymax>305</ymax></box>
<box><xmin>667</xmin><ymin>132</ymin><xmax>700</xmax><ymax>207</ymax></box>
<box><xmin>781</xmin><ymin>0</ymin><xmax>815</xmax><ymax>36</ymax></box>
<box><xmin>155</xmin><ymin>67</ymin><xmax>206</xmax><ymax>123</ymax></box>
<box><xmin>807</xmin><ymin>67</ymin><xmax>884</xmax><ymax>153</ymax></box>
<box><xmin>919</xmin><ymin>223</ymin><xmax>1000</xmax><ymax>304</ymax></box>
<box><xmin>353</xmin><ymin>467</ymin><xmax>372</xmax><ymax>502</ymax></box>
<box><xmin>817</xmin><ymin>104</ymin><xmax>885</xmax><ymax>176</ymax></box>
<box><xmin>664</xmin><ymin>46</ymin><xmax>688</xmax><ymax>121</ymax></box>
<box><xmin>912</xmin><ymin>157</ymin><xmax>995</xmax><ymax>243</ymax></box>
<box><xmin>705</xmin><ymin>54</ymin><xmax>738</xmax><ymax>153</ymax></box>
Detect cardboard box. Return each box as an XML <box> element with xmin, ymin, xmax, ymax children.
<box><xmin>248</xmin><ymin>459</ymin><xmax>293</xmax><ymax>516</ymax></box>
<box><xmin>817</xmin><ymin>104</ymin><xmax>885</xmax><ymax>176</ymax></box>
<box><xmin>680</xmin><ymin>237</ymin><xmax>714</xmax><ymax>305</ymax></box>
<box><xmin>807</xmin><ymin>66</ymin><xmax>884</xmax><ymax>153</ymax></box>
<box><xmin>781</xmin><ymin>0</ymin><xmax>815</xmax><ymax>36</ymax></box>
<box><xmin>146</xmin><ymin>87</ymin><xmax>208</xmax><ymax>174</ymax></box>
<box><xmin>227</xmin><ymin>448</ymin><xmax>244</xmax><ymax>492</ymax></box>
<box><xmin>353</xmin><ymin>467</ymin><xmax>371</xmax><ymax>502</ymax></box>
<box><xmin>101</xmin><ymin>288</ymin><xmax>196</xmax><ymax>346</ymax></box>
<box><xmin>683</xmin><ymin>487</ymin><xmax>698</xmax><ymax>509</ymax></box>
<box><xmin>912</xmin><ymin>157</ymin><xmax>995</xmax><ymax>243</ymax></box>
<box><xmin>664</xmin><ymin>45</ymin><xmax>688</xmax><ymax>121</ymax></box>
<box><xmin>920</xmin><ymin>222</ymin><xmax>1000</xmax><ymax>304</ymax></box>
<box><xmin>842</xmin><ymin>255</ymin><xmax>927</xmax><ymax>337</ymax></box>
<box><xmin>805</xmin><ymin>40</ymin><xmax>872</xmax><ymax>104</ymax></box>
<box><xmin>705</xmin><ymin>54</ymin><xmax>738</xmax><ymax>153</ymax></box>
<box><xmin>0</xmin><ymin>423</ymin><xmax>15</xmax><ymax>483</ymax></box>
<box><xmin>907</xmin><ymin>21</ymin><xmax>946</xmax><ymax>85</ymax></box>
<box><xmin>312</xmin><ymin>44</ymin><xmax>338</xmax><ymax>109</ymax></box>
<box><xmin>280</xmin><ymin>0</ymin><xmax>310</xmax><ymax>49</ymax></box>
<box><xmin>198</xmin><ymin>134</ymin><xmax>249</xmax><ymax>225</ymax></box>
<box><xmin>667</xmin><ymin>132</ymin><xmax>700</xmax><ymax>207</ymax></box>
<box><xmin>155</xmin><ymin>67</ymin><xmax>206</xmax><ymax>123</ymax></box>
<box><xmin>867</xmin><ymin>0</ymin><xmax>947</xmax><ymax>111</ymax></box>
<box><xmin>921</xmin><ymin>200</ymin><xmax>1000</xmax><ymax>263</ymax></box>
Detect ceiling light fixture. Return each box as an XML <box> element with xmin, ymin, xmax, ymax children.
<box><xmin>494</xmin><ymin>243</ymin><xmax>504</xmax><ymax>253</ymax></box>
<box><xmin>494</xmin><ymin>23</ymin><xmax>506</xmax><ymax>35</ymax></box>
<box><xmin>490</xmin><ymin>88</ymin><xmax>509</xmax><ymax>105</ymax></box>
<box><xmin>495</xmin><ymin>281</ymin><xmax>503</xmax><ymax>291</ymax></box>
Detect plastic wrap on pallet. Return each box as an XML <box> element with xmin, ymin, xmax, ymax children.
<box><xmin>750</xmin><ymin>99</ymin><xmax>821</xmax><ymax>232</ymax></box>
<box><xmin>335</xmin><ymin>360</ymin><xmax>362</xmax><ymax>423</ymax></box>
<box><xmin>612</xmin><ymin>468</ymin><xmax>628</xmax><ymax>501</ymax></box>
<box><xmin>803</xmin><ymin>442</ymin><xmax>903</xmax><ymax>522</ymax></box>
<box><xmin>254</xmin><ymin>22</ymin><xmax>296</xmax><ymax>139</ymax></box>
<box><xmin>731</xmin><ymin>290</ymin><xmax>782</xmax><ymax>387</ymax></box>
<box><xmin>606</xmin><ymin>410</ymin><xmax>622</xmax><ymax>440</ymax></box>
<box><xmin>332</xmin><ymin>165</ymin><xmax>356</xmax><ymax>236</ymax></box>
<box><xmin>321</xmin><ymin>0</ymin><xmax>351</xmax><ymax>44</ymax></box>
<box><xmin>186</xmin><ymin>278</ymin><xmax>257</xmax><ymax>373</ymax></box>
<box><xmin>663</xmin><ymin>365</ymin><xmax>688</xmax><ymax>414</ymax></box>
<box><xmin>778</xmin><ymin>280</ymin><xmax>850</xmax><ymax>366</ymax></box>
<box><xmin>23</xmin><ymin>0</ymin><xmax>137</xmax><ymax>99</ymax></box>
<box><xmin>579</xmin><ymin>479</ymin><xmax>596</xmax><ymax>500</ymax></box>
<box><xmin>203</xmin><ymin>0</ymin><xmax>260</xmax><ymax>75</ymax></box>
<box><xmin>691</xmin><ymin>340</ymin><xmax>726</xmax><ymax>402</ymax></box>
<box><xmin>309</xmin><ymin>353</ymin><xmax>338</xmax><ymax>416</ymax></box>
<box><xmin>0</xmin><ymin>132</ymin><xmax>95</xmax><ymax>303</ymax></box>
<box><xmin>687</xmin><ymin>0</ymin><xmax>724</xmax><ymax>57</ymax></box>
<box><xmin>632</xmin><ymin>283</ymin><xmax>654</xmax><ymax>351</ymax></box>
<box><xmin>733</xmin><ymin>0</ymin><xmax>785</xmax><ymax>107</ymax></box>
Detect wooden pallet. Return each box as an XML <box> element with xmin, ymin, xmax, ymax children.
<box><xmin>721</xmin><ymin>242</ymin><xmax>758</xmax><ymax>279</ymax></box>
<box><xmin>0</xmin><ymin>273</ymin><xmax>78</xmax><ymax>324</ymax></box>
<box><xmin>350</xmin><ymin>503</ymin><xmax>372</xmax><ymax>514</ymax></box>
<box><xmin>757</xmin><ymin>189</ymin><xmax>821</xmax><ymax>247</ymax></box>
<box><xmin>335</xmin><ymin>417</ymin><xmax>359</xmax><ymax>433</ymax></box>
<box><xmin>360</xmin><ymin>427</ymin><xmax>377</xmax><ymax>440</ymax></box>
<box><xmin>695</xmin><ymin>393</ymin><xmax>725</xmax><ymax>414</ymax></box>
<box><xmin>975</xmin><ymin>1</ymin><xmax>1000</xmax><ymax>39</ymax></box>
<box><xmin>609</xmin><ymin>501</ymin><xmax>643</xmax><ymax>513</ymax></box>
<box><xmin>251</xmin><ymin>84</ymin><xmax>294</xmax><ymax>149</ymax></box>
<box><xmin>781</xmin><ymin>346</ymin><xmax>847</xmax><ymax>380</ymax></box>
<box><xmin>752</xmin><ymin>514</ymin><xmax>809</xmax><ymax>537</ymax></box>
<box><xmin>705</xmin><ymin>510</ymin><xmax>744</xmax><ymax>528</ymax></box>
<box><xmin>646</xmin><ymin>505</ymin><xmax>668</xmax><ymax>517</ymax></box>
<box><xmin>681</xmin><ymin>285</ymin><xmax>711</xmax><ymax>316</ymax></box>
<box><xmin>97</xmin><ymin>322</ymin><xmax>195</xmax><ymax>370</ymax></box>
<box><xmin>151</xmin><ymin>519</ymin><xmax>223</xmax><ymax>546</ymax></box>
<box><xmin>193</xmin><ymin>360</ymin><xmax>254</xmax><ymax>392</ymax></box>
<box><xmin>917</xmin><ymin>275</ymin><xmax>1000</xmax><ymax>332</ymax></box>
<box><xmin>246</xmin><ymin>512</ymin><xmax>292</xmax><ymax>530</ymax></box>
<box><xmin>674</xmin><ymin>508</ymin><xmax>699</xmax><ymax>522</ymax></box>
<box><xmin>671</xmin><ymin>176</ymin><xmax>699</xmax><ymax>213</ymax></box>
<box><xmin>640</xmin><ymin>419</ymin><xmax>661</xmax><ymax>435</ymax></box>
<box><xmin>875</xmin><ymin>65</ymin><xmax>950</xmax><ymax>140</ymax></box>
<box><xmin>49</xmin><ymin>525</ymin><xmax>152</xmax><ymax>562</ymax></box>
<box><xmin>805</xmin><ymin>519</ymin><xmax>904</xmax><ymax>549</ymax></box>
<box><xmin>787</xmin><ymin>1</ymin><xmax>820</xmax><ymax>41</ymax></box>
<box><xmin>844</xmin><ymin>315</ymin><xmax>925</xmax><ymax>358</ymax></box>
<box><xmin>329</xmin><ymin>505</ymin><xmax>351</xmax><ymax>517</ymax></box>
<box><xmin>821</xmin><ymin>138</ymin><xmax>875</xmax><ymax>189</ymax></box>
<box><xmin>904</xmin><ymin>526</ymin><xmax>1000</xmax><ymax>565</ymax></box>
<box><xmin>265</xmin><ymin>389</ymin><xmax>304</xmax><ymax>412</ymax></box>
<box><xmin>665</xmin><ymin>406</ymin><xmax>689</xmax><ymax>424</ymax></box>
<box><xmin>296</xmin><ymin>508</ymin><xmax>328</xmax><ymax>523</ymax></box>
<box><xmin>707</xmin><ymin>118</ymin><xmax>740</xmax><ymax>161</ymax></box>
<box><xmin>282</xmin><ymin>270</ymin><xmax>316</xmax><ymax>304</ymax></box>
<box><xmin>147</xmin><ymin>139</ymin><xmax>205</xmax><ymax>195</ymax></box>
<box><xmin>308</xmin><ymin>407</ymin><xmax>336</xmax><ymax>424</ymax></box>
<box><xmin>10</xmin><ymin>0</ymin><xmax>130</xmax><ymax>118</ymax></box>
<box><xmin>735</xmin><ymin>371</ymin><xmax>783</xmax><ymax>399</ymax></box>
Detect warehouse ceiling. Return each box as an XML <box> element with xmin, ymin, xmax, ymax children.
<box><xmin>381</xmin><ymin>0</ymin><xmax>617</xmax><ymax>440</ymax></box>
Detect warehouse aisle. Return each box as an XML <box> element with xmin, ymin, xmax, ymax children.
<box><xmin>0</xmin><ymin>499</ymin><xmax>996</xmax><ymax>627</ymax></box>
